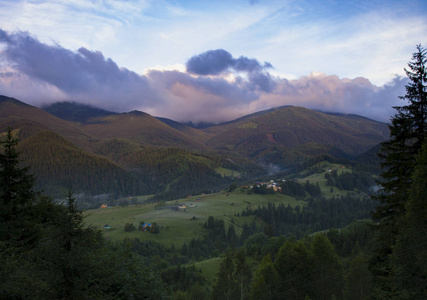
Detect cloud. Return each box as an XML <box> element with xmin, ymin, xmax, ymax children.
<box><xmin>186</xmin><ymin>49</ymin><xmax>272</xmax><ymax>75</ymax></box>
<box><xmin>0</xmin><ymin>29</ymin><xmax>407</xmax><ymax>124</ymax></box>
<box><xmin>0</xmin><ymin>29</ymin><xmax>155</xmax><ymax>111</ymax></box>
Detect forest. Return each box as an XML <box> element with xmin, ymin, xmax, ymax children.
<box><xmin>0</xmin><ymin>45</ymin><xmax>426</xmax><ymax>299</ymax></box>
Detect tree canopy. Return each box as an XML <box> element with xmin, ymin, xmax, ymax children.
<box><xmin>372</xmin><ymin>44</ymin><xmax>427</xmax><ymax>298</ymax></box>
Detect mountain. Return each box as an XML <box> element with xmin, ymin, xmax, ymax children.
<box><xmin>156</xmin><ymin>117</ymin><xmax>211</xmax><ymax>142</ymax></box>
<box><xmin>0</xmin><ymin>95</ymin><xmax>94</xmax><ymax>149</ymax></box>
<box><xmin>78</xmin><ymin>110</ymin><xmax>208</xmax><ymax>149</ymax></box>
<box><xmin>1</xmin><ymin>95</ymin><xmax>389</xmax><ymax>203</ymax></box>
<box><xmin>204</xmin><ymin>106</ymin><xmax>388</xmax><ymax>168</ymax></box>
<box><xmin>42</xmin><ymin>101</ymin><xmax>117</xmax><ymax>123</ymax></box>
<box><xmin>18</xmin><ymin>130</ymin><xmax>146</xmax><ymax>198</ymax></box>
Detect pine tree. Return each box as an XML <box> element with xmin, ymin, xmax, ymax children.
<box><xmin>275</xmin><ymin>239</ymin><xmax>312</xmax><ymax>300</ymax></box>
<box><xmin>234</xmin><ymin>248</ymin><xmax>251</xmax><ymax>300</ymax></box>
<box><xmin>0</xmin><ymin>128</ymin><xmax>36</xmax><ymax>242</ymax></box>
<box><xmin>0</xmin><ymin>128</ymin><xmax>167</xmax><ymax>299</ymax></box>
<box><xmin>374</xmin><ymin>44</ymin><xmax>427</xmax><ymax>229</ymax></box>
<box><xmin>344</xmin><ymin>252</ymin><xmax>372</xmax><ymax>300</ymax></box>
<box><xmin>394</xmin><ymin>141</ymin><xmax>427</xmax><ymax>299</ymax></box>
<box><xmin>249</xmin><ymin>254</ymin><xmax>279</xmax><ymax>300</ymax></box>
<box><xmin>372</xmin><ymin>44</ymin><xmax>427</xmax><ymax>297</ymax></box>
<box><xmin>310</xmin><ymin>234</ymin><xmax>344</xmax><ymax>300</ymax></box>
<box><xmin>211</xmin><ymin>251</ymin><xmax>237</xmax><ymax>300</ymax></box>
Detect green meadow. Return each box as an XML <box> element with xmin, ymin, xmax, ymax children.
<box><xmin>297</xmin><ymin>162</ymin><xmax>354</xmax><ymax>197</ymax></box>
<box><xmin>84</xmin><ymin>161</ymin><xmax>360</xmax><ymax>249</ymax></box>
<box><xmin>85</xmin><ymin>190</ymin><xmax>304</xmax><ymax>248</ymax></box>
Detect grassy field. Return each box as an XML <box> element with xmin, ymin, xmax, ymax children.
<box><xmin>85</xmin><ymin>190</ymin><xmax>304</xmax><ymax>248</ymax></box>
<box><xmin>193</xmin><ymin>257</ymin><xmax>222</xmax><ymax>284</ymax></box>
<box><xmin>83</xmin><ymin>160</ymin><xmax>371</xmax><ymax>291</ymax></box>
<box><xmin>84</xmin><ymin>160</ymin><xmax>360</xmax><ymax>249</ymax></box>
<box><xmin>214</xmin><ymin>167</ymin><xmax>241</xmax><ymax>177</ymax></box>
<box><xmin>297</xmin><ymin>162</ymin><xmax>353</xmax><ymax>198</ymax></box>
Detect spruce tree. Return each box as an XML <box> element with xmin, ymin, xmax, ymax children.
<box><xmin>374</xmin><ymin>44</ymin><xmax>427</xmax><ymax>230</ymax></box>
<box><xmin>0</xmin><ymin>127</ymin><xmax>36</xmax><ymax>243</ymax></box>
<box><xmin>371</xmin><ymin>44</ymin><xmax>427</xmax><ymax>297</ymax></box>
<box><xmin>275</xmin><ymin>239</ymin><xmax>312</xmax><ymax>300</ymax></box>
<box><xmin>394</xmin><ymin>141</ymin><xmax>427</xmax><ymax>298</ymax></box>
<box><xmin>249</xmin><ymin>254</ymin><xmax>279</xmax><ymax>300</ymax></box>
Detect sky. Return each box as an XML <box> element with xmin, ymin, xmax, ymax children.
<box><xmin>0</xmin><ymin>0</ymin><xmax>426</xmax><ymax>124</ymax></box>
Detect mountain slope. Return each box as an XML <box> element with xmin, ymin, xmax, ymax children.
<box><xmin>79</xmin><ymin>111</ymin><xmax>207</xmax><ymax>149</ymax></box>
<box><xmin>42</xmin><ymin>101</ymin><xmax>117</xmax><ymax>123</ymax></box>
<box><xmin>156</xmin><ymin>117</ymin><xmax>211</xmax><ymax>143</ymax></box>
<box><xmin>0</xmin><ymin>95</ymin><xmax>94</xmax><ymax>149</ymax></box>
<box><xmin>18</xmin><ymin>130</ymin><xmax>147</xmax><ymax>197</ymax></box>
<box><xmin>2</xmin><ymin>95</ymin><xmax>388</xmax><ymax>201</ymax></box>
<box><xmin>204</xmin><ymin>106</ymin><xmax>388</xmax><ymax>161</ymax></box>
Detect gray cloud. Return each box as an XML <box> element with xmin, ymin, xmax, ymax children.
<box><xmin>186</xmin><ymin>49</ymin><xmax>272</xmax><ymax>75</ymax></box>
<box><xmin>0</xmin><ymin>29</ymin><xmax>407</xmax><ymax>124</ymax></box>
<box><xmin>247</xmin><ymin>72</ymin><xmax>276</xmax><ymax>93</ymax></box>
<box><xmin>0</xmin><ymin>29</ymin><xmax>155</xmax><ymax>112</ymax></box>
<box><xmin>186</xmin><ymin>49</ymin><xmax>234</xmax><ymax>75</ymax></box>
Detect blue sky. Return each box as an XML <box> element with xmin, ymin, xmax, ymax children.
<box><xmin>0</xmin><ymin>0</ymin><xmax>426</xmax><ymax>123</ymax></box>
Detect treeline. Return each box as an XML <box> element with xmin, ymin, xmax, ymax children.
<box><xmin>119</xmin><ymin>216</ymin><xmax>375</xmax><ymax>299</ymax></box>
<box><xmin>17</xmin><ymin>130</ymin><xmax>264</xmax><ymax>207</ymax></box>
<box><xmin>241</xmin><ymin>195</ymin><xmax>377</xmax><ymax>238</ymax></box>
<box><xmin>121</xmin><ymin>147</ymin><xmax>263</xmax><ymax>200</ymax></box>
<box><xmin>211</xmin><ymin>229</ymin><xmax>373</xmax><ymax>300</ymax></box>
<box><xmin>181</xmin><ymin>217</ymin><xmax>258</xmax><ymax>260</ymax></box>
<box><xmin>325</xmin><ymin>169</ymin><xmax>375</xmax><ymax>193</ymax></box>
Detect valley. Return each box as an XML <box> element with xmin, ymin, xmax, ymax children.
<box><xmin>0</xmin><ymin>95</ymin><xmax>388</xmax><ymax>206</ymax></box>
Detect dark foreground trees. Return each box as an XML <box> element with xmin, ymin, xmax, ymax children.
<box><xmin>372</xmin><ymin>44</ymin><xmax>427</xmax><ymax>298</ymax></box>
<box><xmin>0</xmin><ymin>128</ymin><xmax>165</xmax><ymax>299</ymax></box>
<box><xmin>393</xmin><ymin>141</ymin><xmax>427</xmax><ymax>298</ymax></box>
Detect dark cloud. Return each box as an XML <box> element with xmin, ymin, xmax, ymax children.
<box><xmin>0</xmin><ymin>28</ymin><xmax>407</xmax><ymax>124</ymax></box>
<box><xmin>186</xmin><ymin>49</ymin><xmax>272</xmax><ymax>75</ymax></box>
<box><xmin>0</xmin><ymin>29</ymin><xmax>154</xmax><ymax>112</ymax></box>
<box><xmin>248</xmin><ymin>72</ymin><xmax>276</xmax><ymax>92</ymax></box>
<box><xmin>186</xmin><ymin>49</ymin><xmax>233</xmax><ymax>75</ymax></box>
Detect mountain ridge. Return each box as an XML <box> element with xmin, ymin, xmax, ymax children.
<box><xmin>1</xmin><ymin>95</ymin><xmax>389</xmax><ymax>202</ymax></box>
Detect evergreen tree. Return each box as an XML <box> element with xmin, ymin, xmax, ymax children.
<box><xmin>310</xmin><ymin>234</ymin><xmax>344</xmax><ymax>300</ymax></box>
<box><xmin>234</xmin><ymin>248</ymin><xmax>251</xmax><ymax>300</ymax></box>
<box><xmin>211</xmin><ymin>251</ymin><xmax>237</xmax><ymax>300</ymax></box>
<box><xmin>0</xmin><ymin>128</ymin><xmax>166</xmax><ymax>299</ymax></box>
<box><xmin>344</xmin><ymin>252</ymin><xmax>372</xmax><ymax>300</ymax></box>
<box><xmin>0</xmin><ymin>128</ymin><xmax>36</xmax><ymax>243</ymax></box>
<box><xmin>275</xmin><ymin>239</ymin><xmax>312</xmax><ymax>300</ymax></box>
<box><xmin>371</xmin><ymin>44</ymin><xmax>427</xmax><ymax>297</ymax></box>
<box><xmin>249</xmin><ymin>254</ymin><xmax>279</xmax><ymax>300</ymax></box>
<box><xmin>393</xmin><ymin>141</ymin><xmax>427</xmax><ymax>299</ymax></box>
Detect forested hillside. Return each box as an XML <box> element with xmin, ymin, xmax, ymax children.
<box><xmin>0</xmin><ymin>94</ymin><xmax>390</xmax><ymax>203</ymax></box>
<box><xmin>18</xmin><ymin>131</ymin><xmax>147</xmax><ymax>198</ymax></box>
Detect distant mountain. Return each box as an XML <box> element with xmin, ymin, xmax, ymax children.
<box><xmin>0</xmin><ymin>95</ymin><xmax>389</xmax><ymax>202</ymax></box>
<box><xmin>183</xmin><ymin>121</ymin><xmax>217</xmax><ymax>129</ymax></box>
<box><xmin>156</xmin><ymin>117</ymin><xmax>211</xmax><ymax>142</ymax></box>
<box><xmin>42</xmin><ymin>101</ymin><xmax>117</xmax><ymax>123</ymax></box>
<box><xmin>204</xmin><ymin>106</ymin><xmax>389</xmax><ymax>168</ymax></box>
<box><xmin>0</xmin><ymin>95</ymin><xmax>93</xmax><ymax>149</ymax></box>
<box><xmin>79</xmin><ymin>110</ymin><xmax>207</xmax><ymax>149</ymax></box>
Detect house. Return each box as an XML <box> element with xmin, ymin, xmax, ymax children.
<box><xmin>140</xmin><ymin>223</ymin><xmax>151</xmax><ymax>231</ymax></box>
